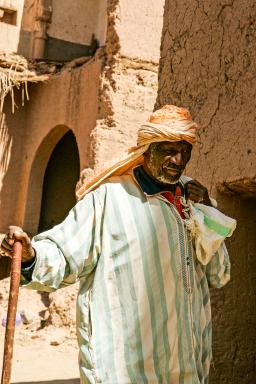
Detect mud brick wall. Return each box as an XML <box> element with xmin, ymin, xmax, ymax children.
<box><xmin>157</xmin><ymin>1</ymin><xmax>256</xmax><ymax>383</ymax></box>
<box><xmin>157</xmin><ymin>0</ymin><xmax>256</xmax><ymax>196</ymax></box>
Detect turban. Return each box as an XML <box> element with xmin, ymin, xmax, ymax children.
<box><xmin>76</xmin><ymin>105</ymin><xmax>198</xmax><ymax>200</ymax></box>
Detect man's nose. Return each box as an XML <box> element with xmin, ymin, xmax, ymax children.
<box><xmin>170</xmin><ymin>152</ymin><xmax>182</xmax><ymax>165</ymax></box>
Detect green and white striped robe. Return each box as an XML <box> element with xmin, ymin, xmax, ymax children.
<box><xmin>24</xmin><ymin>173</ymin><xmax>231</xmax><ymax>384</ymax></box>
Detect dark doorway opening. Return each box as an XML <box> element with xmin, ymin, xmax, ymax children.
<box><xmin>38</xmin><ymin>130</ymin><xmax>80</xmax><ymax>232</ymax></box>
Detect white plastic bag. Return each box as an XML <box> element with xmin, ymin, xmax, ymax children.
<box><xmin>184</xmin><ymin>201</ymin><xmax>236</xmax><ymax>265</ymax></box>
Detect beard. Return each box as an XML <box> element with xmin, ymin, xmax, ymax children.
<box><xmin>154</xmin><ymin>169</ymin><xmax>182</xmax><ymax>184</ymax></box>
<box><xmin>146</xmin><ymin>156</ymin><xmax>183</xmax><ymax>185</ymax></box>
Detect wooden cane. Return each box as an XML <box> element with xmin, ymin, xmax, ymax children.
<box><xmin>1</xmin><ymin>241</ymin><xmax>22</xmax><ymax>384</ymax></box>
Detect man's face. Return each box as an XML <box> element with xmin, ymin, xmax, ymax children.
<box><xmin>143</xmin><ymin>141</ymin><xmax>192</xmax><ymax>184</ymax></box>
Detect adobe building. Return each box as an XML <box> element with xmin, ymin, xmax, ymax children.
<box><xmin>0</xmin><ymin>0</ymin><xmax>164</xmax><ymax>238</ymax></box>
<box><xmin>157</xmin><ymin>1</ymin><xmax>256</xmax><ymax>383</ymax></box>
<box><xmin>1</xmin><ymin>1</ymin><xmax>255</xmax><ymax>382</ymax></box>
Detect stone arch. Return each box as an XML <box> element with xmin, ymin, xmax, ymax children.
<box><xmin>23</xmin><ymin>125</ymin><xmax>80</xmax><ymax>235</ymax></box>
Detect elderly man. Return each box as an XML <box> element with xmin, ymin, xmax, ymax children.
<box><xmin>1</xmin><ymin>105</ymin><xmax>234</xmax><ymax>384</ymax></box>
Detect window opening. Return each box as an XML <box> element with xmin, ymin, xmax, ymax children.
<box><xmin>0</xmin><ymin>6</ymin><xmax>17</xmax><ymax>26</ymax></box>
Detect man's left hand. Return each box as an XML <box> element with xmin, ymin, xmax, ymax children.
<box><xmin>185</xmin><ymin>180</ymin><xmax>212</xmax><ymax>206</ymax></box>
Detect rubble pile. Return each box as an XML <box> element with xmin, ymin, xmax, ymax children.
<box><xmin>0</xmin><ymin>277</ymin><xmax>78</xmax><ymax>346</ymax></box>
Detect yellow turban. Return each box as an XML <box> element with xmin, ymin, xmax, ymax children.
<box><xmin>76</xmin><ymin>105</ymin><xmax>198</xmax><ymax>200</ymax></box>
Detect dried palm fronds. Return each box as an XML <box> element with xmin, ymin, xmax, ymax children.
<box><xmin>0</xmin><ymin>52</ymin><xmax>49</xmax><ymax>113</ymax></box>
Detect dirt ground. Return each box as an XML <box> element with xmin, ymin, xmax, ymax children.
<box><xmin>0</xmin><ymin>278</ymin><xmax>80</xmax><ymax>383</ymax></box>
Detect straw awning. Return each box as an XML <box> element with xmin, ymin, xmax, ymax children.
<box><xmin>0</xmin><ymin>52</ymin><xmax>49</xmax><ymax>113</ymax></box>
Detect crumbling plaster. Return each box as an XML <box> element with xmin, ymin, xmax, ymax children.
<box><xmin>156</xmin><ymin>0</ymin><xmax>256</xmax><ymax>198</ymax></box>
<box><xmin>85</xmin><ymin>0</ymin><xmax>164</xmax><ymax>177</ymax></box>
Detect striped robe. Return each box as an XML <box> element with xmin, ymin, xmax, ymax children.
<box><xmin>23</xmin><ymin>173</ymin><xmax>231</xmax><ymax>384</ymax></box>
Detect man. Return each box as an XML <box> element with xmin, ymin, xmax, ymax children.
<box><xmin>1</xmin><ymin>105</ymin><xmax>234</xmax><ymax>383</ymax></box>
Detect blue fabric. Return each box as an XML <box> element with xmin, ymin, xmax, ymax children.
<box><xmin>21</xmin><ymin>256</ymin><xmax>36</xmax><ymax>281</ymax></box>
<box><xmin>133</xmin><ymin>166</ymin><xmax>183</xmax><ymax>195</ymax></box>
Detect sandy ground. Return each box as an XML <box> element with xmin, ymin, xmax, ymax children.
<box><xmin>0</xmin><ymin>278</ymin><xmax>80</xmax><ymax>384</ymax></box>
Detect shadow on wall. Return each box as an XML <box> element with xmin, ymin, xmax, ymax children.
<box><xmin>209</xmin><ymin>193</ymin><xmax>256</xmax><ymax>384</ymax></box>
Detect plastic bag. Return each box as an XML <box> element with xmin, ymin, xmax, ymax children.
<box><xmin>184</xmin><ymin>201</ymin><xmax>236</xmax><ymax>265</ymax></box>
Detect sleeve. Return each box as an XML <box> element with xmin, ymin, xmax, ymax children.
<box><xmin>21</xmin><ymin>188</ymin><xmax>104</xmax><ymax>292</ymax></box>
<box><xmin>205</xmin><ymin>242</ymin><xmax>231</xmax><ymax>288</ymax></box>
<box><xmin>20</xmin><ymin>257</ymin><xmax>37</xmax><ymax>282</ymax></box>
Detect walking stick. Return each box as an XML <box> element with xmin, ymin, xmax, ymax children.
<box><xmin>1</xmin><ymin>241</ymin><xmax>22</xmax><ymax>384</ymax></box>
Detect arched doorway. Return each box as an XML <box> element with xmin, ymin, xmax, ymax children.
<box><xmin>38</xmin><ymin>130</ymin><xmax>80</xmax><ymax>232</ymax></box>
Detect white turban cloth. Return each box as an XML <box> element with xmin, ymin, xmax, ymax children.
<box><xmin>76</xmin><ymin>105</ymin><xmax>199</xmax><ymax>200</ymax></box>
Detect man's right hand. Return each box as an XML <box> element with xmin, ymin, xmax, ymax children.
<box><xmin>0</xmin><ymin>226</ymin><xmax>35</xmax><ymax>262</ymax></box>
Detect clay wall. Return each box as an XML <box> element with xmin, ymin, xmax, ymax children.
<box><xmin>157</xmin><ymin>0</ymin><xmax>256</xmax><ymax>197</ymax></box>
<box><xmin>0</xmin><ymin>0</ymin><xmax>25</xmax><ymax>52</ymax></box>
<box><xmin>0</xmin><ymin>0</ymin><xmax>108</xmax><ymax>60</ymax></box>
<box><xmin>20</xmin><ymin>0</ymin><xmax>36</xmax><ymax>32</ymax></box>
<box><xmin>0</xmin><ymin>0</ymin><xmax>165</xmax><ymax>238</ymax></box>
<box><xmin>157</xmin><ymin>1</ymin><xmax>256</xmax><ymax>382</ymax></box>
<box><xmin>44</xmin><ymin>0</ymin><xmax>107</xmax><ymax>61</ymax></box>
<box><xmin>117</xmin><ymin>0</ymin><xmax>164</xmax><ymax>62</ymax></box>
<box><xmin>0</xmin><ymin>56</ymin><xmax>101</xmax><ymax>235</ymax></box>
<box><xmin>48</xmin><ymin>0</ymin><xmax>107</xmax><ymax>46</ymax></box>
<box><xmin>84</xmin><ymin>0</ymin><xmax>165</xmax><ymax>179</ymax></box>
